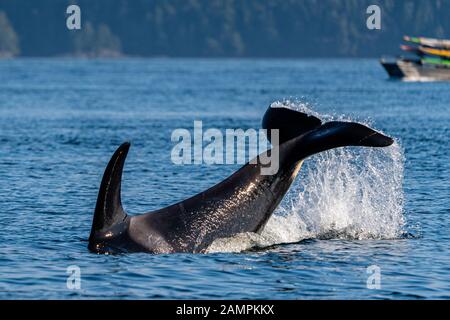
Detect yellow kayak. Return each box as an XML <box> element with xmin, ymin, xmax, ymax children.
<box><xmin>419</xmin><ymin>46</ymin><xmax>450</xmax><ymax>58</ymax></box>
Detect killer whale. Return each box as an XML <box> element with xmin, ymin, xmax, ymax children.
<box><xmin>88</xmin><ymin>106</ymin><xmax>394</xmax><ymax>254</ymax></box>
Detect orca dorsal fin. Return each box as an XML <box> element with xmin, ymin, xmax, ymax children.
<box><xmin>90</xmin><ymin>142</ymin><xmax>129</xmax><ymax>237</ymax></box>
<box><xmin>262</xmin><ymin>105</ymin><xmax>322</xmax><ymax>144</ymax></box>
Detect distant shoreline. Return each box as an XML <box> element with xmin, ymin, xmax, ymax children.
<box><xmin>0</xmin><ymin>55</ymin><xmax>382</xmax><ymax>60</ymax></box>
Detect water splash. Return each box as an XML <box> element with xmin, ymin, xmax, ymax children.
<box><xmin>207</xmin><ymin>101</ymin><xmax>405</xmax><ymax>253</ymax></box>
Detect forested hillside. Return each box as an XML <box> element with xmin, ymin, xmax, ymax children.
<box><xmin>0</xmin><ymin>0</ymin><xmax>449</xmax><ymax>57</ymax></box>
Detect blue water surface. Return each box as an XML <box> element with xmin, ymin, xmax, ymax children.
<box><xmin>0</xmin><ymin>59</ymin><xmax>449</xmax><ymax>299</ymax></box>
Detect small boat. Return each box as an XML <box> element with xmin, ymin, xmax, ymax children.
<box><xmin>381</xmin><ymin>36</ymin><xmax>450</xmax><ymax>81</ymax></box>
<box><xmin>381</xmin><ymin>58</ymin><xmax>450</xmax><ymax>81</ymax></box>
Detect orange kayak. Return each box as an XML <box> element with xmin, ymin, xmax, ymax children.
<box><xmin>419</xmin><ymin>46</ymin><xmax>450</xmax><ymax>58</ymax></box>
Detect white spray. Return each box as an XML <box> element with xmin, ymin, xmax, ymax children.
<box><xmin>207</xmin><ymin>101</ymin><xmax>405</xmax><ymax>253</ymax></box>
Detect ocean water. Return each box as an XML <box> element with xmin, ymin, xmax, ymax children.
<box><xmin>0</xmin><ymin>59</ymin><xmax>448</xmax><ymax>299</ymax></box>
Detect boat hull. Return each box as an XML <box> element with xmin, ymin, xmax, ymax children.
<box><xmin>380</xmin><ymin>60</ymin><xmax>404</xmax><ymax>78</ymax></box>
<box><xmin>380</xmin><ymin>59</ymin><xmax>450</xmax><ymax>81</ymax></box>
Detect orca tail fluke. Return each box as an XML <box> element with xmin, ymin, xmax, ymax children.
<box><xmin>89</xmin><ymin>142</ymin><xmax>130</xmax><ymax>241</ymax></box>
<box><xmin>262</xmin><ymin>105</ymin><xmax>394</xmax><ymax>164</ymax></box>
<box><xmin>296</xmin><ymin>121</ymin><xmax>394</xmax><ymax>160</ymax></box>
<box><xmin>262</xmin><ymin>106</ymin><xmax>322</xmax><ymax>144</ymax></box>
